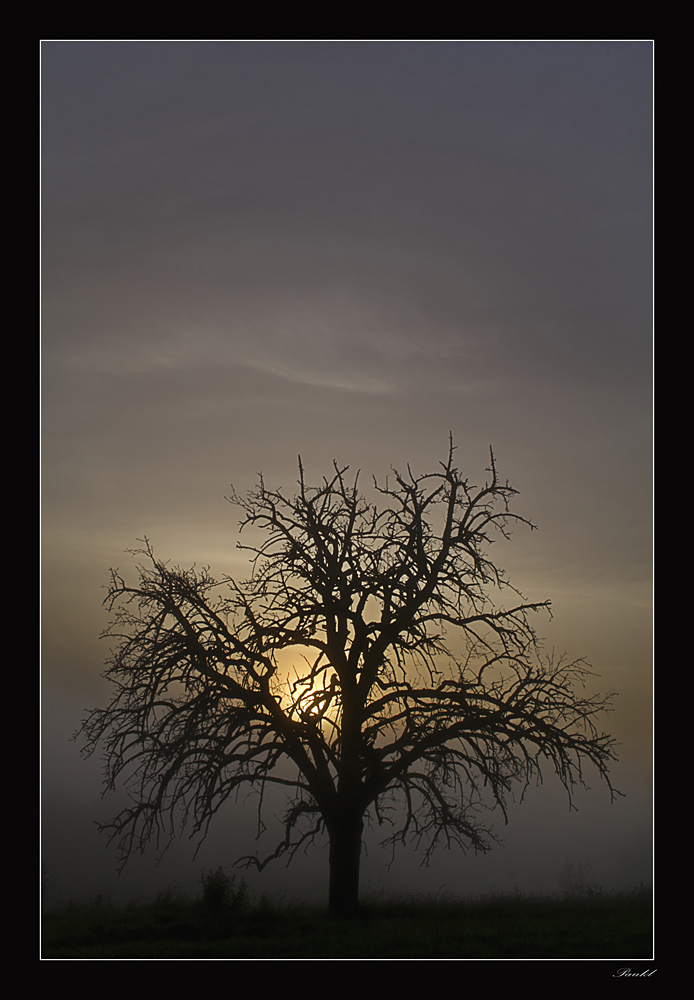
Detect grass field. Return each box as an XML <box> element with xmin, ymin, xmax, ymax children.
<box><xmin>42</xmin><ymin>872</ymin><xmax>652</xmax><ymax>959</ymax></box>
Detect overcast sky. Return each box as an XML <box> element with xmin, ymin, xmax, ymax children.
<box><xmin>42</xmin><ymin>40</ymin><xmax>652</xmax><ymax>908</ymax></box>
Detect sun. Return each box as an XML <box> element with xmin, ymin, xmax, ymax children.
<box><xmin>271</xmin><ymin>646</ymin><xmax>341</xmax><ymax>730</ymax></box>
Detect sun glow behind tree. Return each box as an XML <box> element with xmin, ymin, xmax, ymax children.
<box><xmin>80</xmin><ymin>442</ymin><xmax>618</xmax><ymax>915</ymax></box>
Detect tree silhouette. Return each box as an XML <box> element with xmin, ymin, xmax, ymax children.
<box><xmin>80</xmin><ymin>441</ymin><xmax>618</xmax><ymax>916</ymax></box>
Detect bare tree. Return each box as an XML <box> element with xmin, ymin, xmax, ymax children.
<box><xmin>80</xmin><ymin>441</ymin><xmax>618</xmax><ymax>916</ymax></box>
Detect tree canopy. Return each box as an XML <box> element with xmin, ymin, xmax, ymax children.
<box><xmin>80</xmin><ymin>441</ymin><xmax>618</xmax><ymax>915</ymax></box>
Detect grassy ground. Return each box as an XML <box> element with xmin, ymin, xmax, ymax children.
<box><xmin>42</xmin><ymin>876</ymin><xmax>652</xmax><ymax>959</ymax></box>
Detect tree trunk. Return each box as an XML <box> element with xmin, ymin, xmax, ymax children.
<box><xmin>327</xmin><ymin>810</ymin><xmax>364</xmax><ymax>917</ymax></box>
